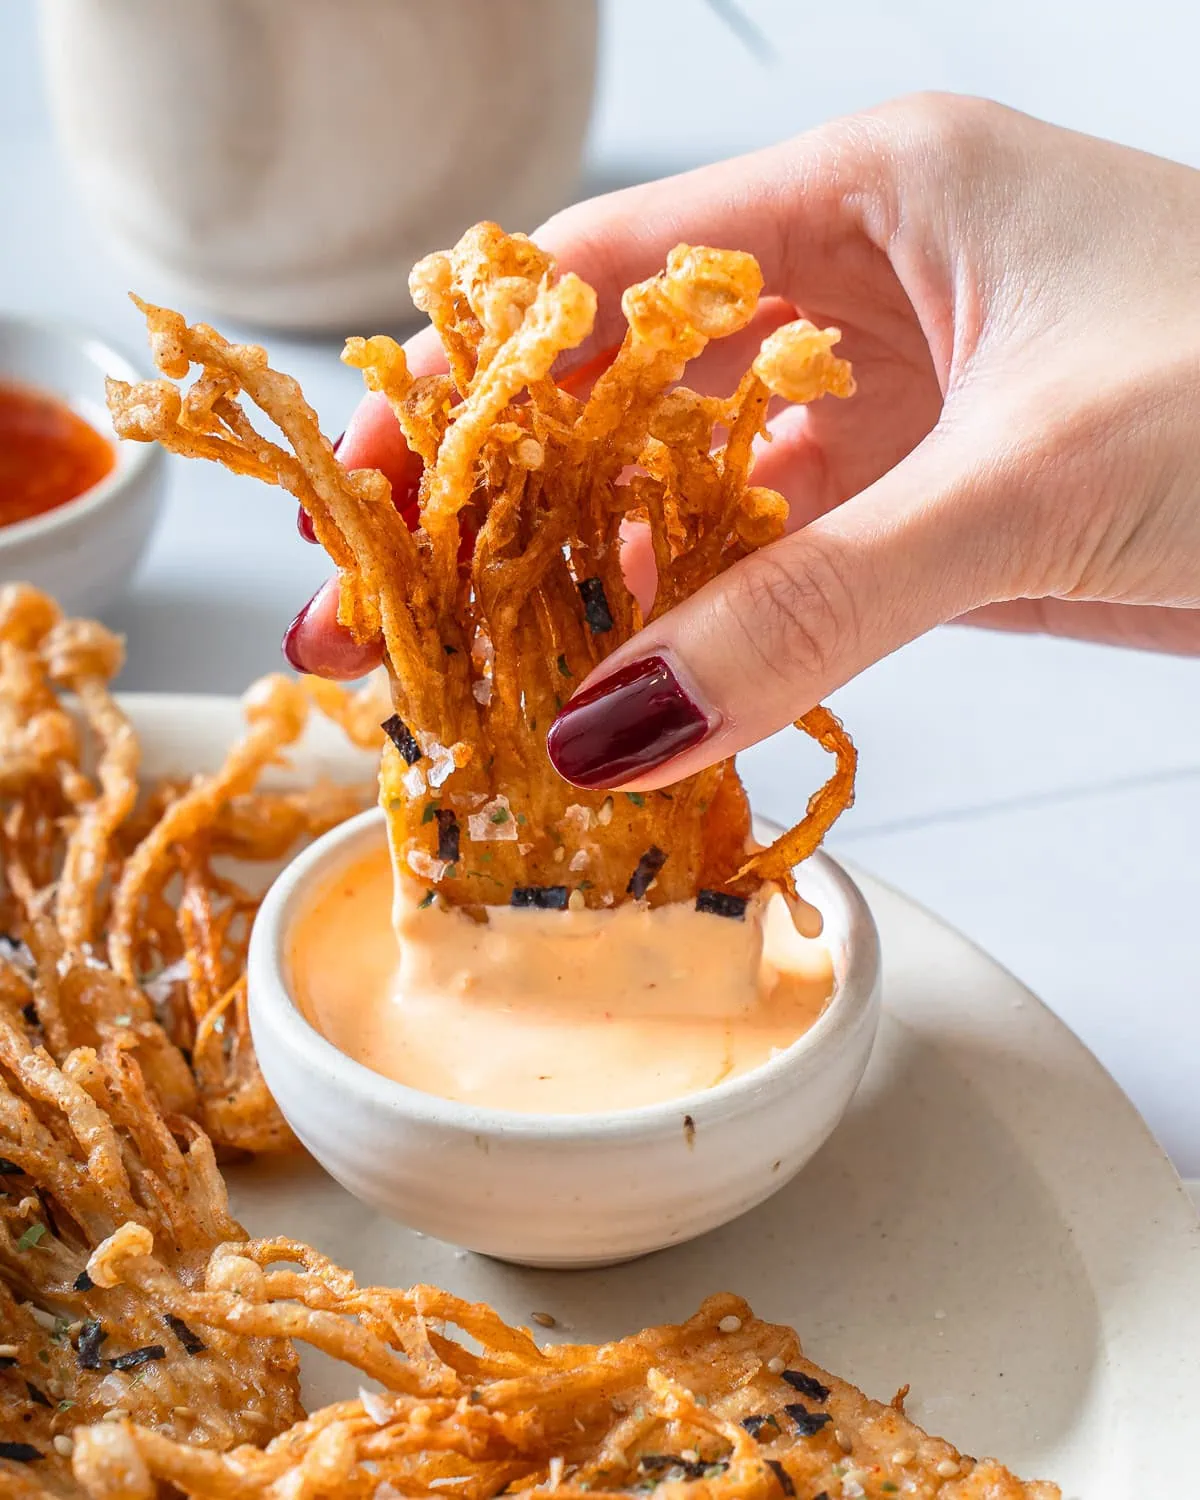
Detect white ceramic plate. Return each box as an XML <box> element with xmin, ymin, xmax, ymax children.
<box><xmin>124</xmin><ymin>692</ymin><xmax>1200</xmax><ymax>1498</ymax></box>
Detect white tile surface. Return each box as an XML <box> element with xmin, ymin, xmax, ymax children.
<box><xmin>3</xmin><ymin>5</ymin><xmax>1198</xmax><ymax>1175</ymax></box>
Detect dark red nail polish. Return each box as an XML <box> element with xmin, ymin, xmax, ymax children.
<box><xmin>282</xmin><ymin>596</ymin><xmax>314</xmax><ymax>671</ymax></box>
<box><xmin>332</xmin><ymin>430</ymin><xmax>345</xmax><ymax>454</ymax></box>
<box><xmin>546</xmin><ymin>655</ymin><xmax>710</xmax><ymax>788</ymax></box>
<box><xmin>297</xmin><ymin>508</ymin><xmax>317</xmax><ymax>543</ymax></box>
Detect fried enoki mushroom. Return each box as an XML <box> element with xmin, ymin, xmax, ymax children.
<box><xmin>0</xmin><ymin>1018</ymin><xmax>302</xmax><ymax>1499</ymax></box>
<box><xmin>107</xmin><ymin>223</ymin><xmax>858</xmax><ymax>914</ymax></box>
<box><xmin>0</xmin><ymin>584</ymin><xmax>378</xmax><ymax>1156</ymax></box>
<box><xmin>60</xmin><ymin>1256</ymin><xmax>1058</xmax><ymax>1500</ymax></box>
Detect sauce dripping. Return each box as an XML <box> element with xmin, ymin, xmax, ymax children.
<box><xmin>0</xmin><ymin>381</ymin><xmax>115</xmax><ymax>529</ymax></box>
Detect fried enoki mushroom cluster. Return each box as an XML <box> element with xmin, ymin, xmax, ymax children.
<box><xmin>0</xmin><ymin>1017</ymin><xmax>302</xmax><ymax>1499</ymax></box>
<box><xmin>0</xmin><ymin>583</ymin><xmax>380</xmax><ymax>1156</ymax></box>
<box><xmin>107</xmin><ymin>223</ymin><xmax>857</xmax><ymax>915</ymax></box>
<box><xmin>0</xmin><ymin>1001</ymin><xmax>1057</xmax><ymax>1500</ymax></box>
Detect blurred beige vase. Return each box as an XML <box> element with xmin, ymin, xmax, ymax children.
<box><xmin>38</xmin><ymin>0</ymin><xmax>598</xmax><ymax>330</ymax></box>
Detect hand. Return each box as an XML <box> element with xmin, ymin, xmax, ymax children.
<box><xmin>288</xmin><ymin>93</ymin><xmax>1200</xmax><ymax>792</ymax></box>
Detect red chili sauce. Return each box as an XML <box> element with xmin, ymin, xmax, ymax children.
<box><xmin>0</xmin><ymin>381</ymin><xmax>115</xmax><ymax>529</ymax></box>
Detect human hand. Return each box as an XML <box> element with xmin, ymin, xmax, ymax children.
<box><xmin>287</xmin><ymin>94</ymin><xmax>1200</xmax><ymax>790</ymax></box>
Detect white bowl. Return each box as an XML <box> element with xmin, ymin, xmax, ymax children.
<box><xmin>248</xmin><ymin>809</ymin><xmax>881</xmax><ymax>1268</ymax></box>
<box><xmin>0</xmin><ymin>314</ymin><xmax>167</xmax><ymax>615</ymax></box>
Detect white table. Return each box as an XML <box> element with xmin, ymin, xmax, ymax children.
<box><xmin>4</xmin><ymin>3</ymin><xmax>1198</xmax><ymax>1171</ymax></box>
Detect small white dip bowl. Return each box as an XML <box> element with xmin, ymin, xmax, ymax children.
<box><xmin>248</xmin><ymin>808</ymin><xmax>881</xmax><ymax>1268</ymax></box>
<box><xmin>0</xmin><ymin>314</ymin><xmax>166</xmax><ymax>615</ymax></box>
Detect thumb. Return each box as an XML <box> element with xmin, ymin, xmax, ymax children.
<box><xmin>546</xmin><ymin>431</ymin><xmax>1011</xmax><ymax>789</ymax></box>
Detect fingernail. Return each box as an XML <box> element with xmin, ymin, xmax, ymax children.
<box><xmin>546</xmin><ymin>655</ymin><xmax>711</xmax><ymax>788</ymax></box>
<box><xmin>332</xmin><ymin>430</ymin><xmax>345</xmax><ymax>454</ymax></box>
<box><xmin>282</xmin><ymin>594</ymin><xmax>315</xmax><ymax>671</ymax></box>
<box><xmin>297</xmin><ymin>508</ymin><xmax>317</xmax><ymax>543</ymax></box>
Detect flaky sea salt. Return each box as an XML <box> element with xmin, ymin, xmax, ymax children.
<box><xmin>468</xmin><ymin>796</ymin><xmax>518</xmax><ymax>842</ymax></box>
<box><xmin>472</xmin><ymin>678</ymin><xmax>493</xmax><ymax>705</ymax></box>
<box><xmin>568</xmin><ymin>849</ymin><xmax>590</xmax><ymax>872</ymax></box>
<box><xmin>559</xmin><ymin>804</ymin><xmax>592</xmax><ymax>836</ymax></box>
<box><xmin>401</xmin><ymin>764</ymin><xmax>427</xmax><ymax>798</ymax></box>
<box><xmin>417</xmin><ymin>732</ymin><xmax>457</xmax><ymax>789</ymax></box>
<box><xmin>359</xmin><ymin>1386</ymin><xmax>391</xmax><ymax>1426</ymax></box>
<box><xmin>142</xmin><ymin>957</ymin><xmax>191</xmax><ymax>1005</ymax></box>
<box><xmin>407</xmin><ymin>850</ymin><xmax>449</xmax><ymax>883</ymax></box>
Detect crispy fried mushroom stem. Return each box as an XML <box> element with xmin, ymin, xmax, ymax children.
<box><xmin>107</xmin><ymin>224</ymin><xmax>859</xmax><ymax>910</ymax></box>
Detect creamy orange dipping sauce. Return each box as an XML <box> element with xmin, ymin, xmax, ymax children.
<box><xmin>288</xmin><ymin>846</ymin><xmax>834</xmax><ymax>1114</ymax></box>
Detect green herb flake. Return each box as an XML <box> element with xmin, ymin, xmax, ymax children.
<box><xmin>16</xmin><ymin>1223</ymin><xmax>46</xmax><ymax>1252</ymax></box>
<box><xmin>58</xmin><ymin>1399</ymin><xmax>75</xmax><ymax>1412</ymax></box>
<box><xmin>113</xmin><ymin>1014</ymin><xmax>132</xmax><ymax>1028</ymax></box>
<box><xmin>557</xmin><ymin>654</ymin><xmax>572</xmax><ymax>678</ymax></box>
<box><xmin>625</xmin><ymin>792</ymin><xmax>646</xmax><ymax>808</ymax></box>
<box><xmin>490</xmin><ymin>808</ymin><xmax>510</xmax><ymax>825</ymax></box>
<box><xmin>881</xmin><ymin>1487</ymin><xmax>899</xmax><ymax>1494</ymax></box>
<box><xmin>37</xmin><ymin>1349</ymin><xmax>49</xmax><ymax>1365</ymax></box>
<box><xmin>51</xmin><ymin>1317</ymin><xmax>71</xmax><ymax>1343</ymax></box>
<box><xmin>418</xmin><ymin>891</ymin><xmax>436</xmax><ymax>910</ymax></box>
<box><xmin>517</xmin><ymin>813</ymin><xmax>527</xmax><ymax>826</ymax></box>
<box><xmin>421</xmin><ymin>802</ymin><xmax>439</xmax><ymax>824</ymax></box>
<box><xmin>579</xmin><ymin>880</ymin><xmax>594</xmax><ymax>891</ymax></box>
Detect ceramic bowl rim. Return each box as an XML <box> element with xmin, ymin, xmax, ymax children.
<box><xmin>248</xmin><ymin>806</ymin><xmax>882</xmax><ymax>1143</ymax></box>
<box><xmin>0</xmin><ymin>311</ymin><xmax>162</xmax><ymax>548</ymax></box>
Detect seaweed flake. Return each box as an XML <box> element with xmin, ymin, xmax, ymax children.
<box><xmin>381</xmin><ymin>714</ymin><xmax>422</xmax><ymax>765</ymax></box>
<box><xmin>165</xmin><ymin>1314</ymin><xmax>206</xmax><ymax>1356</ymax></box>
<box><xmin>107</xmin><ymin>1344</ymin><xmax>166</xmax><ymax>1372</ymax></box>
<box><xmin>75</xmin><ymin>1319</ymin><xmax>107</xmax><ymax>1371</ymax></box>
<box><xmin>637</xmin><ymin>1456</ymin><xmax>716</xmax><ymax>1481</ymax></box>
<box><xmin>72</xmin><ymin>1270</ymin><xmax>94</xmax><ymax>1293</ymax></box>
<box><xmin>741</xmin><ymin>1414</ymin><xmax>777</xmax><ymax>1439</ymax></box>
<box><xmin>511</xmin><ymin>886</ymin><xmax>570</xmax><ymax>911</ymax></box>
<box><xmin>781</xmin><ymin>1369</ymin><xmax>830</xmax><ymax>1402</ymax></box>
<box><xmin>25</xmin><ymin>1381</ymin><xmax>51</xmax><ymax>1407</ymax></box>
<box><xmin>21</xmin><ymin>1002</ymin><xmax>37</xmax><ymax>1026</ymax></box>
<box><xmin>0</xmin><ymin>1356</ymin><xmax>17</xmax><ymax>1369</ymax></box>
<box><xmin>579</xmin><ymin>577</ymin><xmax>614</xmax><ymax>633</ymax></box>
<box><xmin>435</xmin><ymin>808</ymin><xmax>460</xmax><ymax>863</ymax></box>
<box><xmin>765</xmin><ymin>1460</ymin><xmax>795</xmax><ymax>1497</ymax></box>
<box><xmin>0</xmin><ymin>1441</ymin><xmax>42</xmax><ymax>1462</ymax></box>
<box><xmin>783</xmin><ymin>1402</ymin><xmax>832</xmax><ymax>1437</ymax></box>
<box><xmin>626</xmin><ymin>846</ymin><xmax>667</xmax><ymax>900</ymax></box>
<box><xmin>0</xmin><ymin>1157</ymin><xmax>23</xmax><ymax>1175</ymax></box>
<box><xmin>696</xmin><ymin>889</ymin><xmax>748</xmax><ymax>920</ymax></box>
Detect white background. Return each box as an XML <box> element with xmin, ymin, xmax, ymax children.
<box><xmin>1</xmin><ymin>2</ymin><xmax>1198</xmax><ymax>1170</ymax></box>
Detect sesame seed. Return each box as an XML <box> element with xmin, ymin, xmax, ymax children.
<box><xmin>936</xmin><ymin>1458</ymin><xmax>959</xmax><ymax>1478</ymax></box>
<box><xmin>172</xmin><ymin>1406</ymin><xmax>196</xmax><ymax>1419</ymax></box>
<box><xmin>597</xmin><ymin>798</ymin><xmax>614</xmax><ymax>826</ymax></box>
<box><xmin>717</xmin><ymin>1315</ymin><xmax>743</xmax><ymax>1333</ymax></box>
<box><xmin>0</xmin><ymin>1344</ymin><xmax>19</xmax><ymax>1358</ymax></box>
<box><xmin>531</xmin><ymin>1312</ymin><xmax>557</xmax><ymax>1329</ymax></box>
<box><xmin>891</xmin><ymin>1449</ymin><xmax>915</xmax><ymax>1466</ymax></box>
<box><xmin>568</xmin><ymin>889</ymin><xmax>585</xmax><ymax>912</ymax></box>
<box><xmin>766</xmin><ymin>1356</ymin><xmax>785</xmax><ymax>1374</ymax></box>
<box><xmin>835</xmin><ymin>1429</ymin><xmax>853</xmax><ymax>1453</ymax></box>
<box><xmin>53</xmin><ymin>1435</ymin><xmax>74</xmax><ymax>1458</ymax></box>
<box><xmin>102</xmin><ymin>1408</ymin><xmax>129</xmax><ymax>1422</ymax></box>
